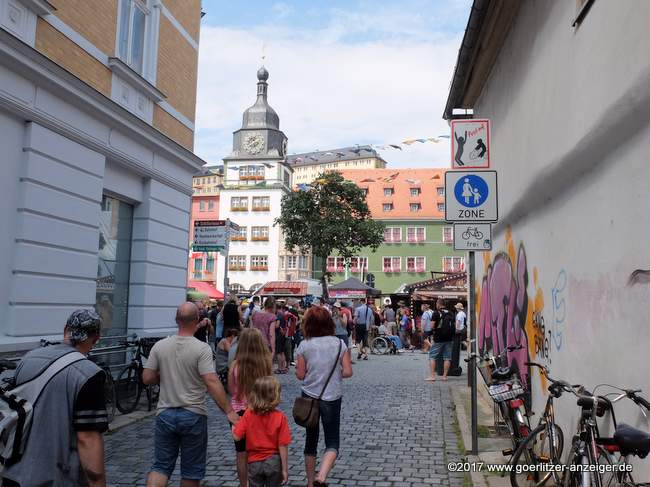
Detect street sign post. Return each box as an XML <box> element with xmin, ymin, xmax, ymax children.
<box><xmin>444</xmin><ymin>170</ymin><xmax>498</xmax><ymax>222</ymax></box>
<box><xmin>451</xmin><ymin>119</ymin><xmax>490</xmax><ymax>169</ymax></box>
<box><xmin>453</xmin><ymin>223</ymin><xmax>492</xmax><ymax>251</ymax></box>
<box><xmin>192</xmin><ymin>220</ymin><xmax>227</xmax><ymax>252</ymax></box>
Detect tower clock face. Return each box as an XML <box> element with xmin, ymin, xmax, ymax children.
<box><xmin>243</xmin><ymin>134</ymin><xmax>265</xmax><ymax>155</ymax></box>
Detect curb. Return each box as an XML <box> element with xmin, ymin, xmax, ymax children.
<box><xmin>451</xmin><ymin>385</ymin><xmax>489</xmax><ymax>487</ymax></box>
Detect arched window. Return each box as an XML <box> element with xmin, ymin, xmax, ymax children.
<box><xmin>229</xmin><ymin>283</ymin><xmax>245</xmax><ymax>294</ymax></box>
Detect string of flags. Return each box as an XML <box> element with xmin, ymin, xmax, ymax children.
<box><xmin>370</xmin><ymin>135</ymin><xmax>450</xmax><ymax>151</ymax></box>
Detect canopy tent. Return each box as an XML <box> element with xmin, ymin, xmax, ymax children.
<box><xmin>187</xmin><ymin>281</ymin><xmax>224</xmax><ymax>299</ymax></box>
<box><xmin>329</xmin><ymin>277</ymin><xmax>381</xmax><ymax>298</ymax></box>
<box><xmin>405</xmin><ymin>272</ymin><xmax>467</xmax><ymax>302</ymax></box>
<box><xmin>254</xmin><ymin>279</ymin><xmax>323</xmax><ymax>298</ymax></box>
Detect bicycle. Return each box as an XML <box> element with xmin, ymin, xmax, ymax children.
<box><xmin>510</xmin><ymin>362</ymin><xmax>582</xmax><ymax>487</ymax></box>
<box><xmin>41</xmin><ymin>339</ymin><xmax>117</xmax><ymax>423</ymax></box>
<box><xmin>462</xmin><ymin>227</ymin><xmax>484</xmax><ymax>240</ymax></box>
<box><xmin>563</xmin><ymin>385</ymin><xmax>650</xmax><ymax>487</ymax></box>
<box><xmin>466</xmin><ymin>345</ymin><xmax>531</xmax><ymax>459</ymax></box>
<box><xmin>115</xmin><ymin>336</ymin><xmax>162</xmax><ymax>414</ymax></box>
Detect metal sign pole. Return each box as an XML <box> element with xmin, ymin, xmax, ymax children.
<box><xmin>469</xmin><ymin>250</ymin><xmax>478</xmax><ymax>455</ymax></box>
<box><xmin>223</xmin><ymin>219</ymin><xmax>231</xmax><ymax>297</ymax></box>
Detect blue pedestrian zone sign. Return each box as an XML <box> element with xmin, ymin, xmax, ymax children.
<box><xmin>454</xmin><ymin>174</ymin><xmax>489</xmax><ymax>208</ymax></box>
<box><xmin>444</xmin><ymin>171</ymin><xmax>498</xmax><ymax>222</ymax></box>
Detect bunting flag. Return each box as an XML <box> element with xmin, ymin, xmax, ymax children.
<box><xmin>367</xmin><ymin>134</ymin><xmax>451</xmax><ymax>152</ymax></box>
<box><xmin>389</xmin><ymin>144</ymin><xmax>403</xmax><ymax>150</ymax></box>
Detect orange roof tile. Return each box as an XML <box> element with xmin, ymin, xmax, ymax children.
<box><xmin>337</xmin><ymin>168</ymin><xmax>446</xmax><ymax>220</ymax></box>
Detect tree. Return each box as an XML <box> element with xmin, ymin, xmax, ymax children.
<box><xmin>275</xmin><ymin>171</ymin><xmax>384</xmax><ymax>298</ymax></box>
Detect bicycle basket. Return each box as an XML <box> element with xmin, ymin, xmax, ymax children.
<box><xmin>488</xmin><ymin>381</ymin><xmax>525</xmax><ymax>403</ymax></box>
<box><xmin>139</xmin><ymin>337</ymin><xmax>163</xmax><ymax>358</ymax></box>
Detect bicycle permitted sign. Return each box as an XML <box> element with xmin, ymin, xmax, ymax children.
<box><xmin>453</xmin><ymin>223</ymin><xmax>492</xmax><ymax>251</ymax></box>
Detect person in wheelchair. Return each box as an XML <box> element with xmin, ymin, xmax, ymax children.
<box><xmin>377</xmin><ymin>323</ymin><xmax>403</xmax><ymax>354</ymax></box>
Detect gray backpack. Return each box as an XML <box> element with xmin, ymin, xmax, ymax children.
<box><xmin>0</xmin><ymin>351</ymin><xmax>85</xmax><ymax>466</ymax></box>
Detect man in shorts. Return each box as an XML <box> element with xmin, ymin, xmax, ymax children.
<box><xmin>426</xmin><ymin>299</ymin><xmax>454</xmax><ymax>381</ymax></box>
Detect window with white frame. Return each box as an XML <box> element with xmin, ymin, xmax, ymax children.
<box><xmin>442</xmin><ymin>226</ymin><xmax>453</xmax><ymax>243</ymax></box>
<box><xmin>239</xmin><ymin>165</ymin><xmax>265</xmax><ymax>179</ymax></box>
<box><xmin>437</xmin><ymin>187</ymin><xmax>445</xmax><ymax>196</ymax></box>
<box><xmin>199</xmin><ymin>200</ymin><xmax>206</xmax><ymax>211</ymax></box>
<box><xmin>299</xmin><ymin>255</ymin><xmax>308</xmax><ymax>269</ymax></box>
<box><xmin>206</xmin><ymin>256</ymin><xmax>214</xmax><ymax>273</ymax></box>
<box><xmin>231</xmin><ymin>226</ymin><xmax>247</xmax><ymax>241</ymax></box>
<box><xmin>383</xmin><ymin>257</ymin><xmax>401</xmax><ymax>273</ymax></box>
<box><xmin>383</xmin><ymin>203</ymin><xmax>393</xmax><ymax>212</ymax></box>
<box><xmin>251</xmin><ymin>226</ymin><xmax>269</xmax><ymax>240</ymax></box>
<box><xmin>442</xmin><ymin>256</ymin><xmax>466</xmax><ymax>272</ymax></box>
<box><xmin>252</xmin><ymin>196</ymin><xmax>270</xmax><ymax>210</ymax></box>
<box><xmin>384</xmin><ymin>227</ymin><xmax>401</xmax><ymax>243</ymax></box>
<box><xmin>410</xmin><ymin>203</ymin><xmax>421</xmax><ymax>212</ymax></box>
<box><xmin>208</xmin><ymin>200</ymin><xmax>214</xmax><ymax>210</ymax></box>
<box><xmin>117</xmin><ymin>0</ymin><xmax>150</xmax><ymax>76</ymax></box>
<box><xmin>231</xmin><ymin>197</ymin><xmax>248</xmax><ymax>210</ymax></box>
<box><xmin>383</xmin><ymin>187</ymin><xmax>394</xmax><ymax>197</ymax></box>
<box><xmin>437</xmin><ymin>202</ymin><xmax>445</xmax><ymax>212</ymax></box>
<box><xmin>251</xmin><ymin>255</ymin><xmax>268</xmax><ymax>270</ymax></box>
<box><xmin>228</xmin><ymin>255</ymin><xmax>246</xmax><ymax>271</ymax></box>
<box><xmin>349</xmin><ymin>257</ymin><xmax>368</xmax><ymax>272</ymax></box>
<box><xmin>407</xmin><ymin>227</ymin><xmax>425</xmax><ymax>243</ymax></box>
<box><xmin>410</xmin><ymin>187</ymin><xmax>421</xmax><ymax>197</ymax></box>
<box><xmin>406</xmin><ymin>256</ymin><xmax>426</xmax><ymax>273</ymax></box>
<box><xmin>326</xmin><ymin>257</ymin><xmax>346</xmax><ymax>272</ymax></box>
<box><xmin>287</xmin><ymin>255</ymin><xmax>298</xmax><ymax>269</ymax></box>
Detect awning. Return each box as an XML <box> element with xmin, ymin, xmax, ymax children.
<box><xmin>188</xmin><ymin>281</ymin><xmax>224</xmax><ymax>299</ymax></box>
<box><xmin>257</xmin><ymin>281</ymin><xmax>308</xmax><ymax>296</ymax></box>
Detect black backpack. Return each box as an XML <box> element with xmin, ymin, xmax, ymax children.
<box><xmin>436</xmin><ymin>311</ymin><xmax>455</xmax><ymax>342</ymax></box>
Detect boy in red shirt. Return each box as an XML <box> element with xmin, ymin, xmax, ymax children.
<box><xmin>233</xmin><ymin>376</ymin><xmax>291</xmax><ymax>486</ymax></box>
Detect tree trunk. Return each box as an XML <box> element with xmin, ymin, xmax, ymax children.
<box><xmin>320</xmin><ymin>256</ymin><xmax>329</xmax><ymax>300</ymax></box>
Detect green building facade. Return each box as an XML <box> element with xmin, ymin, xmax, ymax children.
<box><xmin>324</xmin><ymin>220</ymin><xmax>466</xmax><ymax>295</ymax></box>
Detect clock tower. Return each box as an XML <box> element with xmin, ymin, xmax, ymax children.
<box><xmin>226</xmin><ymin>66</ymin><xmax>288</xmax><ymax>162</ymax></box>
<box><xmin>217</xmin><ymin>67</ymin><xmax>295</xmax><ymax>294</ymax></box>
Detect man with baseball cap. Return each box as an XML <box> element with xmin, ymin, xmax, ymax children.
<box><xmin>2</xmin><ymin>309</ymin><xmax>108</xmax><ymax>486</ymax></box>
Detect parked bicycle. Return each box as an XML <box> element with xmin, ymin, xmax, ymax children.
<box><xmin>115</xmin><ymin>336</ymin><xmax>163</xmax><ymax>414</ymax></box>
<box><xmin>509</xmin><ymin>362</ymin><xmax>581</xmax><ymax>487</ymax></box>
<box><xmin>466</xmin><ymin>344</ymin><xmax>531</xmax><ymax>458</ymax></box>
<box><xmin>41</xmin><ymin>339</ymin><xmax>117</xmax><ymax>422</ymax></box>
<box><xmin>563</xmin><ymin>384</ymin><xmax>650</xmax><ymax>487</ymax></box>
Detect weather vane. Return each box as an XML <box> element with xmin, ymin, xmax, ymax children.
<box><xmin>261</xmin><ymin>43</ymin><xmax>267</xmax><ymax>63</ymax></box>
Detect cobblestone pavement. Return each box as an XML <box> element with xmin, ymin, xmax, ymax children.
<box><xmin>105</xmin><ymin>350</ymin><xmax>466</xmax><ymax>486</ymax></box>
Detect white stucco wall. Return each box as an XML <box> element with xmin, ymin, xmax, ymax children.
<box><xmin>217</xmin><ymin>188</ymin><xmax>285</xmax><ymax>292</ymax></box>
<box><xmin>0</xmin><ymin>36</ymin><xmax>200</xmax><ymax>349</ymax></box>
<box><xmin>471</xmin><ymin>0</ymin><xmax>650</xmax><ymax>475</ymax></box>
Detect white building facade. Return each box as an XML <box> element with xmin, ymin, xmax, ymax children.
<box><xmin>445</xmin><ymin>0</ymin><xmax>650</xmax><ymax>476</ymax></box>
<box><xmin>216</xmin><ymin>67</ymin><xmax>292</xmax><ymax>294</ymax></box>
<box><xmin>0</xmin><ymin>12</ymin><xmax>203</xmax><ymax>350</ymax></box>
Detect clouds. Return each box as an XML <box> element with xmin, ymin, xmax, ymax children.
<box><xmin>195</xmin><ymin>1</ymin><xmax>469</xmax><ymax>168</ymax></box>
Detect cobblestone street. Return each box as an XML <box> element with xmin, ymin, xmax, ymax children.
<box><xmin>105</xmin><ymin>351</ymin><xmax>466</xmax><ymax>486</ymax></box>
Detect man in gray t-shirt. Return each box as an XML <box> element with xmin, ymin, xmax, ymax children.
<box><xmin>383</xmin><ymin>305</ymin><xmax>397</xmax><ymax>335</ymax></box>
<box><xmin>143</xmin><ymin>302</ymin><xmax>239</xmax><ymax>485</ymax></box>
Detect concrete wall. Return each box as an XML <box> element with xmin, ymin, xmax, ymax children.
<box><xmin>471</xmin><ymin>0</ymin><xmax>650</xmax><ymax>474</ymax></box>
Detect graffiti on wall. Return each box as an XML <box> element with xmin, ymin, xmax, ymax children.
<box><xmin>550</xmin><ymin>270</ymin><xmax>567</xmax><ymax>352</ymax></box>
<box><xmin>475</xmin><ymin>228</ymin><xmax>548</xmax><ymax>392</ymax></box>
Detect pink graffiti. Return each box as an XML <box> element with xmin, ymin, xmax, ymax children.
<box><xmin>478</xmin><ymin>245</ymin><xmax>530</xmax><ymax>390</ymax></box>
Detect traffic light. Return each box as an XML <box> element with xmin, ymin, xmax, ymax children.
<box><xmin>366</xmin><ymin>273</ymin><xmax>375</xmax><ymax>288</ymax></box>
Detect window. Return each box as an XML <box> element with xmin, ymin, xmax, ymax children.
<box><xmin>252</xmin><ymin>196</ymin><xmax>270</xmax><ymax>211</ymax></box>
<box><xmin>360</xmin><ymin>188</ymin><xmax>369</xmax><ymax>196</ymax></box>
<box><xmin>231</xmin><ymin>226</ymin><xmax>247</xmax><ymax>241</ymax></box>
<box><xmin>287</xmin><ymin>255</ymin><xmax>298</xmax><ymax>269</ymax></box>
<box><xmin>410</xmin><ymin>203</ymin><xmax>421</xmax><ymax>212</ymax></box>
<box><xmin>231</xmin><ymin>197</ymin><xmax>248</xmax><ymax>211</ymax></box>
<box><xmin>383</xmin><ymin>203</ymin><xmax>393</xmax><ymax>212</ymax></box>
<box><xmin>208</xmin><ymin>200</ymin><xmax>215</xmax><ymax>211</ymax></box>
<box><xmin>230</xmin><ymin>283</ymin><xmax>245</xmax><ymax>294</ymax></box>
<box><xmin>437</xmin><ymin>203</ymin><xmax>445</xmax><ymax>212</ymax></box>
<box><xmin>284</xmin><ymin>170</ymin><xmax>291</xmax><ymax>186</ymax></box>
<box><xmin>442</xmin><ymin>226</ymin><xmax>453</xmax><ymax>244</ymax></box>
<box><xmin>384</xmin><ymin>187</ymin><xmax>394</xmax><ymax>197</ymax></box>
<box><xmin>228</xmin><ymin>255</ymin><xmax>246</xmax><ymax>271</ymax></box>
<box><xmin>407</xmin><ymin>257</ymin><xmax>426</xmax><ymax>273</ymax></box>
<box><xmin>239</xmin><ymin>165</ymin><xmax>265</xmax><ymax>180</ymax></box>
<box><xmin>407</xmin><ymin>227</ymin><xmax>425</xmax><ymax>243</ymax></box>
<box><xmin>206</xmin><ymin>256</ymin><xmax>214</xmax><ymax>273</ymax></box>
<box><xmin>382</xmin><ymin>257</ymin><xmax>401</xmax><ymax>273</ymax></box>
<box><xmin>326</xmin><ymin>257</ymin><xmax>345</xmax><ymax>273</ymax></box>
<box><xmin>299</xmin><ymin>255</ymin><xmax>308</xmax><ymax>269</ymax></box>
<box><xmin>410</xmin><ymin>188</ymin><xmax>421</xmax><ymax>197</ymax></box>
<box><xmin>97</xmin><ymin>195</ymin><xmax>133</xmax><ymax>336</ymax></box>
<box><xmin>118</xmin><ymin>0</ymin><xmax>148</xmax><ymax>75</ymax></box>
<box><xmin>437</xmin><ymin>187</ymin><xmax>445</xmax><ymax>196</ymax></box>
<box><xmin>251</xmin><ymin>255</ymin><xmax>268</xmax><ymax>271</ymax></box>
<box><xmin>199</xmin><ymin>200</ymin><xmax>206</xmax><ymax>211</ymax></box>
<box><xmin>251</xmin><ymin>226</ymin><xmax>269</xmax><ymax>241</ymax></box>
<box><xmin>443</xmin><ymin>256</ymin><xmax>466</xmax><ymax>272</ymax></box>
<box><xmin>384</xmin><ymin>227</ymin><xmax>402</xmax><ymax>243</ymax></box>
<box><xmin>349</xmin><ymin>257</ymin><xmax>368</xmax><ymax>272</ymax></box>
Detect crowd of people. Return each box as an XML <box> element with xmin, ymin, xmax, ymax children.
<box><xmin>0</xmin><ymin>295</ymin><xmax>466</xmax><ymax>487</ymax></box>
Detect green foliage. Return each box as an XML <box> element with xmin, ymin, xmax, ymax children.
<box><xmin>275</xmin><ymin>172</ymin><xmax>384</xmax><ymax>286</ymax></box>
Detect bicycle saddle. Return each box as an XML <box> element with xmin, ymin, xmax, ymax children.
<box><xmin>614</xmin><ymin>423</ymin><xmax>650</xmax><ymax>458</ymax></box>
<box><xmin>491</xmin><ymin>367</ymin><xmax>512</xmax><ymax>381</ymax></box>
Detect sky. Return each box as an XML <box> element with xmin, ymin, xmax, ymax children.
<box><xmin>195</xmin><ymin>0</ymin><xmax>472</xmax><ymax>168</ymax></box>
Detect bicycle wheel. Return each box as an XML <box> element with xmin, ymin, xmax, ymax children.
<box><xmin>371</xmin><ymin>337</ymin><xmax>389</xmax><ymax>355</ymax></box>
<box><xmin>115</xmin><ymin>364</ymin><xmax>141</xmax><ymax>414</ymax></box>
<box><xmin>510</xmin><ymin>423</ymin><xmax>564</xmax><ymax>487</ymax></box>
<box><xmin>103</xmin><ymin>368</ymin><xmax>117</xmax><ymax>423</ymax></box>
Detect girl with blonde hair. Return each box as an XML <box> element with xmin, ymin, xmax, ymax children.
<box><xmin>228</xmin><ymin>328</ymin><xmax>273</xmax><ymax>486</ymax></box>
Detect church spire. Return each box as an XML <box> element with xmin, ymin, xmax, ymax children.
<box><xmin>241</xmin><ymin>66</ymin><xmax>279</xmax><ymax>130</ymax></box>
